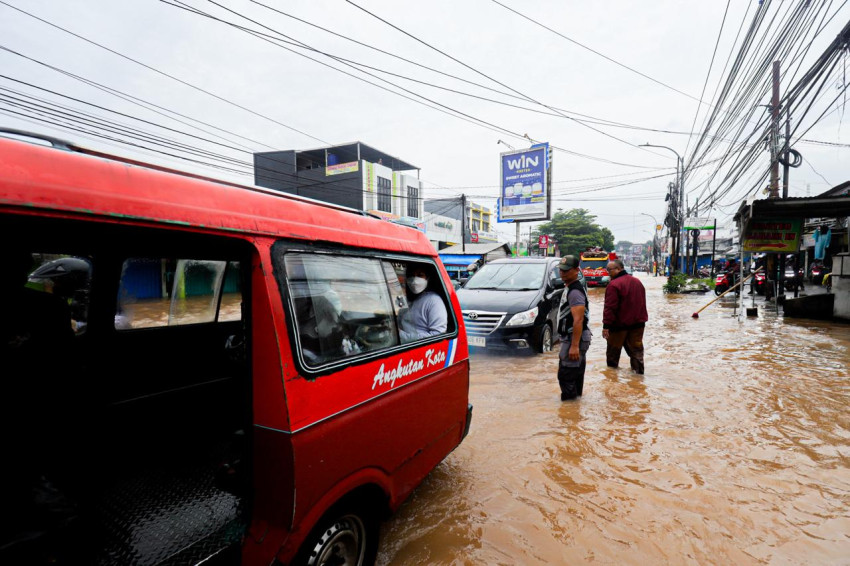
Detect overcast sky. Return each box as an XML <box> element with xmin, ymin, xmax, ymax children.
<box><xmin>2</xmin><ymin>0</ymin><xmax>848</xmax><ymax>244</ymax></box>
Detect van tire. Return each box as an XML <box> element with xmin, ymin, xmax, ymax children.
<box><xmin>294</xmin><ymin>504</ymin><xmax>378</xmax><ymax>566</ymax></box>
<box><xmin>535</xmin><ymin>324</ymin><xmax>553</xmax><ymax>353</ymax></box>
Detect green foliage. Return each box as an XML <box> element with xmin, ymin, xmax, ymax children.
<box><xmin>663</xmin><ymin>274</ymin><xmax>714</xmax><ymax>293</ymax></box>
<box><xmin>535</xmin><ymin>209</ymin><xmax>616</xmax><ymax>258</ymax></box>
<box><xmin>663</xmin><ymin>272</ymin><xmax>689</xmax><ymax>293</ymax></box>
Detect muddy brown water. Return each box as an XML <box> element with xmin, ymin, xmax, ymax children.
<box><xmin>377</xmin><ymin>274</ymin><xmax>850</xmax><ymax>565</ymax></box>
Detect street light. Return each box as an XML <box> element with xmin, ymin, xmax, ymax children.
<box><xmin>640</xmin><ymin>143</ymin><xmax>683</xmax><ymax>274</ymax></box>
<box><xmin>640</xmin><ymin>212</ymin><xmax>661</xmax><ymax>276</ymax></box>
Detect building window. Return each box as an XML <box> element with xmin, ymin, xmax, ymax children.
<box><xmin>377</xmin><ymin>177</ymin><xmax>392</xmax><ymax>213</ymax></box>
<box><xmin>407</xmin><ymin>185</ymin><xmax>419</xmax><ymax>217</ymax></box>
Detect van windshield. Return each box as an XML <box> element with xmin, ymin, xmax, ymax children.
<box><xmin>465</xmin><ymin>263</ymin><xmax>545</xmax><ymax>291</ymax></box>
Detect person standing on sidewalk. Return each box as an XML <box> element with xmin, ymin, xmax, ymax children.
<box><xmin>602</xmin><ymin>259</ymin><xmax>648</xmax><ymax>374</ymax></box>
<box><xmin>556</xmin><ymin>255</ymin><xmax>591</xmax><ymax>400</ymax></box>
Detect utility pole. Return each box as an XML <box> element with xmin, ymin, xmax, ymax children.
<box><xmin>769</xmin><ymin>60</ymin><xmax>784</xmax><ymax>297</ymax></box>
<box><xmin>769</xmin><ymin>61</ymin><xmax>781</xmax><ymax>198</ymax></box>
<box><xmin>516</xmin><ymin>221</ymin><xmax>521</xmax><ymax>257</ymax></box>
<box><xmin>640</xmin><ymin>143</ymin><xmax>683</xmax><ymax>274</ymax></box>
<box><xmin>782</xmin><ymin>112</ymin><xmax>791</xmax><ymax>199</ymax></box>
<box><xmin>461</xmin><ymin>193</ymin><xmax>467</xmax><ymax>253</ymax></box>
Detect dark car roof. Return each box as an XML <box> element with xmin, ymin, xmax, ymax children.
<box><xmin>487</xmin><ymin>258</ymin><xmax>558</xmax><ymax>264</ymax></box>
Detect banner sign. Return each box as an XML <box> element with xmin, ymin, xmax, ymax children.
<box><xmin>743</xmin><ymin>219</ymin><xmax>802</xmax><ymax>252</ymax></box>
<box><xmin>684</xmin><ymin>217</ymin><xmax>715</xmax><ymax>230</ymax></box>
<box><xmin>326</xmin><ymin>161</ymin><xmax>359</xmax><ymax>176</ymax></box>
<box><xmin>499</xmin><ymin>145</ymin><xmax>549</xmax><ymax>221</ymax></box>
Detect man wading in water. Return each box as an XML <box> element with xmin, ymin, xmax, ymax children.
<box><xmin>556</xmin><ymin>255</ymin><xmax>591</xmax><ymax>400</ymax></box>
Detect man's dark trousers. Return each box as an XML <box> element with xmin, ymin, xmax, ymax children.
<box><xmin>605</xmin><ymin>326</ymin><xmax>644</xmax><ymax>374</ymax></box>
<box><xmin>558</xmin><ymin>335</ymin><xmax>588</xmax><ymax>399</ymax></box>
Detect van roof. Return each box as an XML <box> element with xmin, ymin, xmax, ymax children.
<box><xmin>0</xmin><ymin>133</ymin><xmax>436</xmax><ymax>256</ymax></box>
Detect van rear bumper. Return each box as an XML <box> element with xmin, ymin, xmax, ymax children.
<box><xmin>462</xmin><ymin>404</ymin><xmax>473</xmax><ymax>440</ymax></box>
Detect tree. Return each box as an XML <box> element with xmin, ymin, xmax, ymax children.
<box><xmin>534</xmin><ymin>209</ymin><xmax>615</xmax><ymax>258</ymax></box>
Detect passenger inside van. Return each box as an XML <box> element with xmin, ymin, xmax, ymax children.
<box><xmin>1</xmin><ymin>247</ymin><xmax>83</xmax><ymax>562</ymax></box>
<box><xmin>399</xmin><ymin>265</ymin><xmax>448</xmax><ymax>342</ymax></box>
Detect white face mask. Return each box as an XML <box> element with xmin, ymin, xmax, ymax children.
<box><xmin>407</xmin><ymin>276</ymin><xmax>428</xmax><ymax>295</ymax></box>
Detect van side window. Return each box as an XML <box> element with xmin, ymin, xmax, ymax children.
<box><xmin>278</xmin><ymin>251</ymin><xmax>456</xmax><ymax>370</ymax></box>
<box><xmin>25</xmin><ymin>254</ymin><xmax>92</xmax><ymax>335</ymax></box>
<box><xmin>284</xmin><ymin>254</ymin><xmax>399</xmax><ymax>366</ymax></box>
<box><xmin>116</xmin><ymin>258</ymin><xmax>241</xmax><ymax>329</ymax></box>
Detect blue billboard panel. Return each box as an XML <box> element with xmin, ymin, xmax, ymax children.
<box><xmin>499</xmin><ymin>145</ymin><xmax>549</xmax><ymax>221</ymax></box>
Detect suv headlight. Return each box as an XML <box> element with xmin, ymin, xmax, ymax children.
<box><xmin>506</xmin><ymin>307</ymin><xmax>538</xmax><ymax>327</ymax></box>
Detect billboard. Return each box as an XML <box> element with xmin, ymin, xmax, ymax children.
<box><xmin>499</xmin><ymin>144</ymin><xmax>550</xmax><ymax>221</ymax></box>
<box><xmin>684</xmin><ymin>217</ymin><xmax>715</xmax><ymax>230</ymax></box>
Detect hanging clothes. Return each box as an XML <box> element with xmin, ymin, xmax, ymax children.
<box><xmin>813</xmin><ymin>227</ymin><xmax>831</xmax><ymax>260</ymax></box>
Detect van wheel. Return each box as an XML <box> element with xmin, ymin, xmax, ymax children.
<box><xmin>296</xmin><ymin>507</ymin><xmax>378</xmax><ymax>566</ymax></box>
<box><xmin>536</xmin><ymin>324</ymin><xmax>553</xmax><ymax>353</ymax></box>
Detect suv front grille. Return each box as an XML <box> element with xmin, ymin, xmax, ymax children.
<box><xmin>462</xmin><ymin>310</ymin><xmax>506</xmax><ymax>335</ymax></box>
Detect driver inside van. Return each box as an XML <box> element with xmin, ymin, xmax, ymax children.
<box><xmin>399</xmin><ymin>266</ymin><xmax>447</xmax><ymax>342</ymax></box>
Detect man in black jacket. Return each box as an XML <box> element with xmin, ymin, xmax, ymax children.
<box><xmin>556</xmin><ymin>255</ymin><xmax>591</xmax><ymax>400</ymax></box>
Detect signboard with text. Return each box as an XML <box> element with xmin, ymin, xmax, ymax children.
<box><xmin>499</xmin><ymin>145</ymin><xmax>550</xmax><ymax>221</ymax></box>
<box><xmin>326</xmin><ymin>161</ymin><xmax>359</xmax><ymax>176</ymax></box>
<box><xmin>742</xmin><ymin>219</ymin><xmax>801</xmax><ymax>252</ymax></box>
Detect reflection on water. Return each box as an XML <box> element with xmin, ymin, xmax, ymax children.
<box><xmin>378</xmin><ymin>275</ymin><xmax>850</xmax><ymax>565</ymax></box>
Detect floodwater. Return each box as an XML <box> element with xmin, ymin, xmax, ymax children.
<box><xmin>376</xmin><ymin>274</ymin><xmax>850</xmax><ymax>565</ymax></box>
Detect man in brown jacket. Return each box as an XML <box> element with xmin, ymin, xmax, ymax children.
<box><xmin>602</xmin><ymin>259</ymin><xmax>648</xmax><ymax>374</ymax></box>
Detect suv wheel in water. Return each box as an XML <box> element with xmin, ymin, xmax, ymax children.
<box><xmin>536</xmin><ymin>323</ymin><xmax>553</xmax><ymax>353</ymax></box>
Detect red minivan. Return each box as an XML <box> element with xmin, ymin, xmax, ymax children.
<box><xmin>0</xmin><ymin>130</ymin><xmax>471</xmax><ymax>565</ymax></box>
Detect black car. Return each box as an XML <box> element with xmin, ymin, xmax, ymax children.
<box><xmin>456</xmin><ymin>257</ymin><xmax>585</xmax><ymax>353</ymax></box>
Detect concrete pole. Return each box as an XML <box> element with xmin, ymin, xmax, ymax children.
<box><xmin>461</xmin><ymin>194</ymin><xmax>466</xmax><ymax>253</ymax></box>
<box><xmin>515</xmin><ymin>221</ymin><xmax>521</xmax><ymax>257</ymax></box>
<box><xmin>769</xmin><ymin>61</ymin><xmax>781</xmax><ymax>198</ymax></box>
<box><xmin>782</xmin><ymin>112</ymin><xmax>791</xmax><ymax>199</ymax></box>
<box><xmin>678</xmin><ymin>156</ymin><xmax>685</xmax><ymax>274</ymax></box>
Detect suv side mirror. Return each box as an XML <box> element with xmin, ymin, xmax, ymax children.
<box><xmin>552</xmin><ymin>276</ymin><xmax>565</xmax><ymax>289</ymax></box>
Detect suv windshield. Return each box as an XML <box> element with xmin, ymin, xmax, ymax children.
<box><xmin>465</xmin><ymin>263</ymin><xmax>545</xmax><ymax>291</ymax></box>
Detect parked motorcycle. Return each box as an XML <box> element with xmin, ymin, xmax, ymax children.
<box><xmin>809</xmin><ymin>261</ymin><xmax>829</xmax><ymax>285</ymax></box>
<box><xmin>714</xmin><ymin>271</ymin><xmax>738</xmax><ymax>295</ymax></box>
<box><xmin>751</xmin><ymin>271</ymin><xmax>767</xmax><ymax>295</ymax></box>
<box><xmin>783</xmin><ymin>264</ymin><xmax>805</xmax><ymax>292</ymax></box>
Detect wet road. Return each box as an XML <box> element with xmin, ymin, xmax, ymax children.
<box><xmin>377</xmin><ymin>274</ymin><xmax>850</xmax><ymax>565</ymax></box>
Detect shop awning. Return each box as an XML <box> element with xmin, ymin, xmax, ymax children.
<box><xmin>439</xmin><ymin>254</ymin><xmax>482</xmax><ymax>267</ymax></box>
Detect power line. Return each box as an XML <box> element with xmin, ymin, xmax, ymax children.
<box><xmin>490</xmin><ymin>0</ymin><xmax>705</xmax><ymax>105</ymax></box>
<box><xmin>0</xmin><ymin>0</ymin><xmax>330</xmax><ymax>145</ymax></box>
<box><xmin>342</xmin><ymin>0</ymin><xmax>657</xmax><ymax>154</ymax></box>
<box><xmin>162</xmin><ymin>0</ymin><xmax>658</xmax><ymax>169</ymax></box>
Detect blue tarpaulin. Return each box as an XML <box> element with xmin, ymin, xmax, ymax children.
<box><xmin>439</xmin><ymin>254</ymin><xmax>482</xmax><ymax>268</ymax></box>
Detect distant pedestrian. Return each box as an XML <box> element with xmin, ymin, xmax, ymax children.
<box><xmin>602</xmin><ymin>259</ymin><xmax>648</xmax><ymax>374</ymax></box>
<box><xmin>555</xmin><ymin>255</ymin><xmax>591</xmax><ymax>400</ymax></box>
